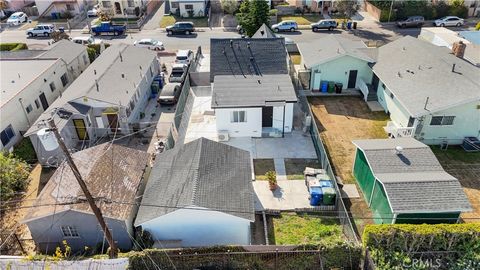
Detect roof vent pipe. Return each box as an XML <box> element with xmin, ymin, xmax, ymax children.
<box><xmin>451</xmin><ymin>63</ymin><xmax>456</xmax><ymax>73</ymax></box>
<box><xmin>230</xmin><ymin>40</ymin><xmax>233</xmax><ymax>48</ymax></box>
<box><xmin>395</xmin><ymin>146</ymin><xmax>403</xmax><ymax>155</ymax></box>
<box><xmin>119</xmin><ymin>52</ymin><xmax>123</xmax><ymax>62</ymax></box>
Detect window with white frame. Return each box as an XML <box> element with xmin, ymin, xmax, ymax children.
<box><xmin>0</xmin><ymin>125</ymin><xmax>15</xmax><ymax>147</ymax></box>
<box><xmin>26</xmin><ymin>104</ymin><xmax>33</xmax><ymax>113</ymax></box>
<box><xmin>231</xmin><ymin>111</ymin><xmax>246</xmax><ymax>123</ymax></box>
<box><xmin>61</xmin><ymin>226</ymin><xmax>79</xmax><ymax>237</ymax></box>
<box><xmin>61</xmin><ymin>73</ymin><xmax>69</xmax><ymax>87</ymax></box>
<box><xmin>185</xmin><ymin>4</ymin><xmax>193</xmax><ymax>10</ymax></box>
<box><xmin>102</xmin><ymin>1</ymin><xmax>112</xmax><ymax>8</ymax></box>
<box><xmin>430</xmin><ymin>116</ymin><xmax>455</xmax><ymax>126</ymax></box>
<box><xmin>95</xmin><ymin>116</ymin><xmax>104</xmax><ymax>128</ymax></box>
<box><xmin>127</xmin><ymin>0</ymin><xmax>135</xmax><ymax>7</ymax></box>
<box><xmin>50</xmin><ymin>82</ymin><xmax>56</xmax><ymax>92</ymax></box>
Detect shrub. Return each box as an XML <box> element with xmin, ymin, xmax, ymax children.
<box><xmin>0</xmin><ymin>43</ymin><xmax>28</xmax><ymax>51</ymax></box>
<box><xmin>87</xmin><ymin>43</ymin><xmax>111</xmax><ymax>55</ymax></box>
<box><xmin>363</xmin><ymin>224</ymin><xmax>480</xmax><ymax>270</ymax></box>
<box><xmin>221</xmin><ymin>0</ymin><xmax>239</xmax><ymax>14</ymax></box>
<box><xmin>268</xmin><ymin>9</ymin><xmax>278</xmax><ymax>16</ymax></box>
<box><xmin>12</xmin><ymin>138</ymin><xmax>37</xmax><ymax>163</ymax></box>
<box><xmin>476</xmin><ymin>21</ymin><xmax>480</xmax><ymax>30</ymax></box>
<box><xmin>51</xmin><ymin>31</ymin><xmax>70</xmax><ymax>42</ymax></box>
<box><xmin>61</xmin><ymin>10</ymin><xmax>73</xmax><ymax>19</ymax></box>
<box><xmin>86</xmin><ymin>47</ymin><xmax>96</xmax><ymax>63</ymax></box>
<box><xmin>0</xmin><ymin>153</ymin><xmax>30</xmax><ymax>202</ymax></box>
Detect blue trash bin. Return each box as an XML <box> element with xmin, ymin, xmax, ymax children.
<box><xmin>51</xmin><ymin>12</ymin><xmax>57</xmax><ymax>20</ymax></box>
<box><xmin>347</xmin><ymin>21</ymin><xmax>352</xmax><ymax>30</ymax></box>
<box><xmin>321</xmin><ymin>81</ymin><xmax>328</xmax><ymax>92</ymax></box>
<box><xmin>310</xmin><ymin>187</ymin><xmax>323</xmax><ymax>206</ymax></box>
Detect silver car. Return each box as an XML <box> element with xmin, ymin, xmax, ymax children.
<box><xmin>434</xmin><ymin>16</ymin><xmax>464</xmax><ymax>27</ymax></box>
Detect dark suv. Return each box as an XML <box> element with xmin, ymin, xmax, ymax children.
<box><xmin>311</xmin><ymin>20</ymin><xmax>338</xmax><ymax>31</ymax></box>
<box><xmin>396</xmin><ymin>16</ymin><xmax>424</xmax><ymax>28</ymax></box>
<box><xmin>166</xmin><ymin>22</ymin><xmax>195</xmax><ymax>35</ymax></box>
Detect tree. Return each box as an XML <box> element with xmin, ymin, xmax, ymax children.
<box><xmin>51</xmin><ymin>31</ymin><xmax>70</xmax><ymax>42</ymax></box>
<box><xmin>0</xmin><ymin>153</ymin><xmax>30</xmax><ymax>203</ymax></box>
<box><xmin>335</xmin><ymin>0</ymin><xmax>359</xmax><ymax>18</ymax></box>
<box><xmin>237</xmin><ymin>0</ymin><xmax>270</xmax><ymax>37</ymax></box>
<box><xmin>221</xmin><ymin>0</ymin><xmax>239</xmax><ymax>14</ymax></box>
<box><xmin>0</xmin><ymin>0</ymin><xmax>8</xmax><ymax>10</ymax></box>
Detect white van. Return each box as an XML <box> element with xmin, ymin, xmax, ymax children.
<box><xmin>72</xmin><ymin>36</ymin><xmax>95</xmax><ymax>45</ymax></box>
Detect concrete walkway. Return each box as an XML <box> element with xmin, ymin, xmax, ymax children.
<box><xmin>274</xmin><ymin>158</ymin><xmax>287</xmax><ymax>180</ymax></box>
<box><xmin>143</xmin><ymin>1</ymin><xmax>165</xmax><ymax>30</ymax></box>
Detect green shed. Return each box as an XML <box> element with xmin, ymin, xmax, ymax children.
<box><xmin>352</xmin><ymin>138</ymin><xmax>471</xmax><ymax>224</ymax></box>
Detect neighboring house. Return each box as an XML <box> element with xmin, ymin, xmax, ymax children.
<box><xmin>371</xmin><ymin>36</ymin><xmax>480</xmax><ymax>145</ymax></box>
<box><xmin>24</xmin><ymin>44</ymin><xmax>159</xmax><ymax>166</ymax></box>
<box><xmin>36</xmin><ymin>0</ymin><xmax>85</xmax><ymax>19</ymax></box>
<box><xmin>99</xmin><ymin>0</ymin><xmax>160</xmax><ymax>18</ymax></box>
<box><xmin>23</xmin><ymin>143</ymin><xmax>149</xmax><ymax>253</ymax></box>
<box><xmin>212</xmin><ymin>74</ymin><xmax>297</xmax><ymax>138</ymax></box>
<box><xmin>169</xmin><ymin>0</ymin><xmax>207</xmax><ymax>18</ymax></box>
<box><xmin>419</xmin><ymin>27</ymin><xmax>480</xmax><ymax>67</ymax></box>
<box><xmin>0</xmin><ymin>41</ymin><xmax>89</xmax><ymax>152</ymax></box>
<box><xmin>135</xmin><ymin>138</ymin><xmax>255</xmax><ymax>248</ymax></box>
<box><xmin>297</xmin><ymin>35</ymin><xmax>376</xmax><ymax>91</ymax></box>
<box><xmin>286</xmin><ymin>0</ymin><xmax>336</xmax><ymax>13</ymax></box>
<box><xmin>352</xmin><ymin>138</ymin><xmax>471</xmax><ymax>224</ymax></box>
<box><xmin>4</xmin><ymin>0</ymin><xmax>35</xmax><ymax>11</ymax></box>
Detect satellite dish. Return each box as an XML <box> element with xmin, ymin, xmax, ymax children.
<box><xmin>37</xmin><ymin>128</ymin><xmax>59</xmax><ymax>151</ymax></box>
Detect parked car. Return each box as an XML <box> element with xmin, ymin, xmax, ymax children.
<box><xmin>72</xmin><ymin>36</ymin><xmax>96</xmax><ymax>45</ymax></box>
<box><xmin>396</xmin><ymin>16</ymin><xmax>424</xmax><ymax>28</ymax></box>
<box><xmin>7</xmin><ymin>12</ymin><xmax>27</xmax><ymax>26</ymax></box>
<box><xmin>91</xmin><ymin>21</ymin><xmax>126</xmax><ymax>36</ymax></box>
<box><xmin>87</xmin><ymin>5</ymin><xmax>99</xmax><ymax>17</ymax></box>
<box><xmin>434</xmin><ymin>16</ymin><xmax>464</xmax><ymax>27</ymax></box>
<box><xmin>169</xmin><ymin>64</ymin><xmax>188</xmax><ymax>83</ymax></box>
<box><xmin>158</xmin><ymin>83</ymin><xmax>182</xmax><ymax>105</ymax></box>
<box><xmin>272</xmin><ymin>20</ymin><xmax>298</xmax><ymax>32</ymax></box>
<box><xmin>134</xmin><ymin>38</ymin><xmax>165</xmax><ymax>51</ymax></box>
<box><xmin>26</xmin><ymin>24</ymin><xmax>55</xmax><ymax>37</ymax></box>
<box><xmin>166</xmin><ymin>22</ymin><xmax>195</xmax><ymax>35</ymax></box>
<box><xmin>175</xmin><ymin>50</ymin><xmax>194</xmax><ymax>65</ymax></box>
<box><xmin>311</xmin><ymin>19</ymin><xmax>338</xmax><ymax>31</ymax></box>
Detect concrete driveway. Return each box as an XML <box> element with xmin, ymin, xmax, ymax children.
<box><xmin>254</xmin><ymin>180</ymin><xmax>311</xmax><ymax>211</ymax></box>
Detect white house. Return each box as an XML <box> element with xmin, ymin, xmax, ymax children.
<box><xmin>99</xmin><ymin>0</ymin><xmax>160</xmax><ymax>18</ymax></box>
<box><xmin>36</xmin><ymin>0</ymin><xmax>86</xmax><ymax>18</ymax></box>
<box><xmin>0</xmin><ymin>41</ymin><xmax>89</xmax><ymax>152</ymax></box>
<box><xmin>134</xmin><ymin>138</ymin><xmax>255</xmax><ymax>248</ymax></box>
<box><xmin>169</xmin><ymin>0</ymin><xmax>207</xmax><ymax>18</ymax></box>
<box><xmin>371</xmin><ymin>36</ymin><xmax>480</xmax><ymax>145</ymax></box>
<box><xmin>212</xmin><ymin>74</ymin><xmax>297</xmax><ymax>138</ymax></box>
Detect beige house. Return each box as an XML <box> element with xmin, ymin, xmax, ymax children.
<box><xmin>36</xmin><ymin>0</ymin><xmax>87</xmax><ymax>19</ymax></box>
<box><xmin>99</xmin><ymin>0</ymin><xmax>160</xmax><ymax>18</ymax></box>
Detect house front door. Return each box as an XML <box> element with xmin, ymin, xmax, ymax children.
<box><xmin>114</xmin><ymin>2</ymin><xmax>122</xmax><ymax>14</ymax></box>
<box><xmin>73</xmin><ymin>119</ymin><xmax>89</xmax><ymax>140</ymax></box>
<box><xmin>39</xmin><ymin>93</ymin><xmax>49</xmax><ymax>111</ymax></box>
<box><xmin>262</xmin><ymin>107</ymin><xmax>273</xmax><ymax>127</ymax></box>
<box><xmin>347</xmin><ymin>70</ymin><xmax>358</xmax><ymax>89</ymax></box>
<box><xmin>313</xmin><ymin>73</ymin><xmax>321</xmax><ymax>90</ymax></box>
<box><xmin>107</xmin><ymin>114</ymin><xmax>119</xmax><ymax>132</ymax></box>
<box><xmin>371</xmin><ymin>74</ymin><xmax>379</xmax><ymax>93</ymax></box>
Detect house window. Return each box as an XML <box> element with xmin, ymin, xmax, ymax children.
<box><xmin>61</xmin><ymin>226</ymin><xmax>79</xmax><ymax>237</ymax></box>
<box><xmin>127</xmin><ymin>0</ymin><xmax>135</xmax><ymax>7</ymax></box>
<box><xmin>0</xmin><ymin>125</ymin><xmax>15</xmax><ymax>147</ymax></box>
<box><xmin>381</xmin><ymin>83</ymin><xmax>385</xmax><ymax>89</ymax></box>
<box><xmin>66</xmin><ymin>4</ymin><xmax>75</xmax><ymax>11</ymax></box>
<box><xmin>231</xmin><ymin>111</ymin><xmax>246</xmax><ymax>123</ymax></box>
<box><xmin>26</xmin><ymin>104</ymin><xmax>33</xmax><ymax>113</ymax></box>
<box><xmin>61</xmin><ymin>73</ymin><xmax>69</xmax><ymax>87</ymax></box>
<box><xmin>390</xmin><ymin>93</ymin><xmax>394</xmax><ymax>99</ymax></box>
<box><xmin>102</xmin><ymin>1</ymin><xmax>112</xmax><ymax>8</ymax></box>
<box><xmin>95</xmin><ymin>116</ymin><xmax>104</xmax><ymax>128</ymax></box>
<box><xmin>185</xmin><ymin>4</ymin><xmax>193</xmax><ymax>10</ymax></box>
<box><xmin>35</xmin><ymin>99</ymin><xmax>40</xmax><ymax>109</ymax></box>
<box><xmin>49</xmin><ymin>82</ymin><xmax>56</xmax><ymax>92</ymax></box>
<box><xmin>430</xmin><ymin>116</ymin><xmax>455</xmax><ymax>126</ymax></box>
<box><xmin>171</xmin><ymin>2</ymin><xmax>179</xmax><ymax>8</ymax></box>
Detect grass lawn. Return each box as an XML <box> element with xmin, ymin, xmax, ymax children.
<box><xmin>269</xmin><ymin>213</ymin><xmax>344</xmax><ymax>245</ymax></box>
<box><xmin>289</xmin><ymin>53</ymin><xmax>301</xmax><ymax>65</ymax></box>
<box><xmin>159</xmin><ymin>15</ymin><xmax>208</xmax><ymax>28</ymax></box>
<box><xmin>431</xmin><ymin>145</ymin><xmax>480</xmax><ymax>164</ymax></box>
<box><xmin>284</xmin><ymin>158</ymin><xmax>321</xmax><ymax>180</ymax></box>
<box><xmin>279</xmin><ymin>15</ymin><xmax>322</xmax><ymax>25</ymax></box>
<box><xmin>254</xmin><ymin>159</ymin><xmax>275</xmax><ymax>180</ymax></box>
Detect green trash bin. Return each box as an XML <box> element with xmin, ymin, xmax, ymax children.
<box><xmin>328</xmin><ymin>81</ymin><xmax>335</xmax><ymax>93</ymax></box>
<box><xmin>322</xmin><ymin>187</ymin><xmax>336</xmax><ymax>205</ymax></box>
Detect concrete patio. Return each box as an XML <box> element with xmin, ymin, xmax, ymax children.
<box><xmin>254</xmin><ymin>180</ymin><xmax>311</xmax><ymax>211</ymax></box>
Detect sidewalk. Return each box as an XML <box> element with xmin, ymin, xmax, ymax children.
<box><xmin>142</xmin><ymin>1</ymin><xmax>165</xmax><ymax>30</ymax></box>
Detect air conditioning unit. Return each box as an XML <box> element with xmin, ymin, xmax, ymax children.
<box><xmin>218</xmin><ymin>131</ymin><xmax>229</xmax><ymax>142</ymax></box>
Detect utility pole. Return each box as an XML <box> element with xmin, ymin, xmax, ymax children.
<box><xmin>48</xmin><ymin>119</ymin><xmax>118</xmax><ymax>258</ymax></box>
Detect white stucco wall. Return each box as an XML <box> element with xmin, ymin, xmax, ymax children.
<box><xmin>376</xmin><ymin>82</ymin><xmax>411</xmax><ymax>128</ymax></box>
<box><xmin>170</xmin><ymin>0</ymin><xmax>205</xmax><ymax>17</ymax></box>
<box><xmin>139</xmin><ymin>208</ymin><xmax>251</xmax><ymax>247</ymax></box>
<box><xmin>216</xmin><ymin>107</ymin><xmax>262</xmax><ymax>137</ymax></box>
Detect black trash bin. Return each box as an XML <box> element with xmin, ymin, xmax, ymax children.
<box><xmin>335</xmin><ymin>83</ymin><xmax>343</xmax><ymax>94</ymax></box>
<box><xmin>353</xmin><ymin>22</ymin><xmax>357</xmax><ymax>29</ymax></box>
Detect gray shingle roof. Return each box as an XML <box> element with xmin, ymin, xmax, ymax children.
<box><xmin>210</xmin><ymin>38</ymin><xmax>288</xmax><ymax>82</ymax></box>
<box><xmin>135</xmin><ymin>138</ymin><xmax>255</xmax><ymax>226</ymax></box>
<box><xmin>211</xmin><ymin>74</ymin><xmax>297</xmax><ymax>108</ymax></box>
<box><xmin>372</xmin><ymin>36</ymin><xmax>480</xmax><ymax>117</ymax></box>
<box><xmin>23</xmin><ymin>143</ymin><xmax>149</xmax><ymax>222</ymax></box>
<box><xmin>298</xmin><ymin>35</ymin><xmax>375</xmax><ymax>68</ymax></box>
<box><xmin>353</xmin><ymin>138</ymin><xmax>471</xmax><ymax>213</ymax></box>
<box><xmin>38</xmin><ymin>40</ymin><xmax>87</xmax><ymax>64</ymax></box>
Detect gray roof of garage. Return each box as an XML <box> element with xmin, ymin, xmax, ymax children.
<box><xmin>134</xmin><ymin>138</ymin><xmax>255</xmax><ymax>226</ymax></box>
<box><xmin>211</xmin><ymin>74</ymin><xmax>297</xmax><ymax>108</ymax></box>
<box><xmin>353</xmin><ymin>138</ymin><xmax>471</xmax><ymax>213</ymax></box>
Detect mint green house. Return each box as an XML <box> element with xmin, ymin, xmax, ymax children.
<box><xmin>298</xmin><ymin>36</ymin><xmax>376</xmax><ymax>91</ymax></box>
<box><xmin>352</xmin><ymin>138</ymin><xmax>471</xmax><ymax>224</ymax></box>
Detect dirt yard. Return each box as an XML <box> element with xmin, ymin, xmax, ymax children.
<box><xmin>309</xmin><ymin>96</ymin><xmax>389</xmax><ymax>184</ymax></box>
<box><xmin>431</xmin><ymin>146</ymin><xmax>480</xmax><ymax>223</ymax></box>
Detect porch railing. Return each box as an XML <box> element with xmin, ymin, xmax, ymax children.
<box><xmin>384</xmin><ymin>121</ymin><xmax>414</xmax><ymax>138</ymax></box>
<box><xmin>357</xmin><ymin>78</ymin><xmax>369</xmax><ymax>102</ymax></box>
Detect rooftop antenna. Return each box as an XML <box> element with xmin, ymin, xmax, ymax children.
<box><xmin>119</xmin><ymin>52</ymin><xmax>123</xmax><ymax>62</ymax></box>
<box><xmin>423</xmin><ymin>96</ymin><xmax>430</xmax><ymax>111</ymax></box>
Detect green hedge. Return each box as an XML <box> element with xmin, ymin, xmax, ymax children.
<box><xmin>363</xmin><ymin>224</ymin><xmax>480</xmax><ymax>270</ymax></box>
<box><xmin>128</xmin><ymin>244</ymin><xmax>361</xmax><ymax>270</ymax></box>
<box><xmin>0</xmin><ymin>43</ymin><xmax>28</xmax><ymax>51</ymax></box>
<box><xmin>86</xmin><ymin>43</ymin><xmax>110</xmax><ymax>62</ymax></box>
<box><xmin>12</xmin><ymin>138</ymin><xmax>37</xmax><ymax>164</ymax></box>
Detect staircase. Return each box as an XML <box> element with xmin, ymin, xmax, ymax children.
<box><xmin>366</xmin><ymin>84</ymin><xmax>377</xmax><ymax>101</ymax></box>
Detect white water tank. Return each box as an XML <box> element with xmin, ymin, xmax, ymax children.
<box><xmin>37</xmin><ymin>128</ymin><xmax>59</xmax><ymax>151</ymax></box>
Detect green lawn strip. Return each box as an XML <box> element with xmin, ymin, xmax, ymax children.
<box><xmin>254</xmin><ymin>159</ymin><xmax>275</xmax><ymax>180</ymax></box>
<box><xmin>272</xmin><ymin>213</ymin><xmax>344</xmax><ymax>245</ymax></box>
<box><xmin>431</xmin><ymin>145</ymin><xmax>480</xmax><ymax>164</ymax></box>
<box><xmin>284</xmin><ymin>158</ymin><xmax>321</xmax><ymax>180</ymax></box>
<box><xmin>278</xmin><ymin>15</ymin><xmax>322</xmax><ymax>25</ymax></box>
<box><xmin>159</xmin><ymin>15</ymin><xmax>208</xmax><ymax>28</ymax></box>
